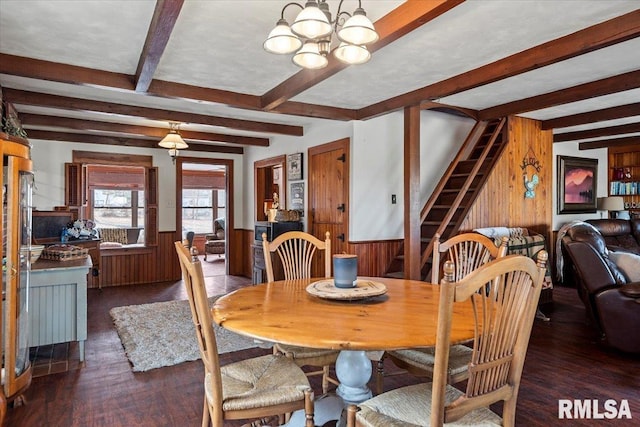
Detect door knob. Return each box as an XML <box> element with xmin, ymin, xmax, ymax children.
<box><xmin>337</xmin><ymin>233</ymin><xmax>345</xmax><ymax>242</ymax></box>
<box><xmin>337</xmin><ymin>204</ymin><xmax>345</xmax><ymax>212</ymax></box>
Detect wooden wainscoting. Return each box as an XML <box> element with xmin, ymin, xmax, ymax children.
<box><xmin>239</xmin><ymin>227</ymin><xmax>402</xmax><ymax>280</ymax></box>
<box><xmin>98</xmin><ymin>231</ymin><xmax>180</xmax><ymax>288</ymax></box>
<box><xmin>346</xmin><ymin>239</ymin><xmax>403</xmax><ymax>277</ymax></box>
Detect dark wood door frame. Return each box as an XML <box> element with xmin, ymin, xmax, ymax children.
<box><xmin>176</xmin><ymin>156</ymin><xmax>234</xmax><ymax>275</ymax></box>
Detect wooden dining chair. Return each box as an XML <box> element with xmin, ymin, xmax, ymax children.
<box><xmin>174</xmin><ymin>242</ymin><xmax>315</xmax><ymax>427</ymax></box>
<box><xmin>377</xmin><ymin>233</ymin><xmax>509</xmax><ymax>394</ymax></box>
<box><xmin>347</xmin><ymin>251</ymin><xmax>548</xmax><ymax>427</ymax></box>
<box><xmin>262</xmin><ymin>230</ymin><xmax>340</xmax><ymax>394</ymax></box>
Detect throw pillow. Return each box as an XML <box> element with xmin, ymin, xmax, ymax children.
<box><xmin>609</xmin><ymin>251</ymin><xmax>640</xmax><ymax>282</ymax></box>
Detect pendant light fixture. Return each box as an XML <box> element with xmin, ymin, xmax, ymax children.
<box><xmin>159</xmin><ymin>123</ymin><xmax>188</xmax><ymax>163</ymax></box>
<box><xmin>264</xmin><ymin>0</ymin><xmax>379</xmax><ymax>69</ymax></box>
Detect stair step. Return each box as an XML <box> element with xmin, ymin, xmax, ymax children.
<box><xmin>385</xmin><ymin>271</ymin><xmax>405</xmax><ymax>279</ymax></box>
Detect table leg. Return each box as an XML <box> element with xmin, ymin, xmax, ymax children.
<box><xmin>335</xmin><ymin>350</ymin><xmax>372</xmax><ymax>404</ymax></box>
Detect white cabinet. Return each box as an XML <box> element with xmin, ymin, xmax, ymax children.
<box><xmin>29</xmin><ymin>258</ymin><xmax>91</xmax><ymax>361</ymax></box>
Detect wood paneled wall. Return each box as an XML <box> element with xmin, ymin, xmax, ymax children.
<box><xmin>98</xmin><ymin>231</ymin><xmax>180</xmax><ymax>287</ymax></box>
<box><xmin>460</xmin><ymin>116</ymin><xmax>553</xmax><ymax>240</ymax></box>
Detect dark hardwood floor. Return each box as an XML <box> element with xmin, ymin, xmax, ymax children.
<box><xmin>5</xmin><ymin>277</ymin><xmax>639</xmax><ymax>426</ymax></box>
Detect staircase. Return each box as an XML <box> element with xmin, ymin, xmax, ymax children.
<box><xmin>384</xmin><ymin>117</ymin><xmax>507</xmax><ymax>280</ymax></box>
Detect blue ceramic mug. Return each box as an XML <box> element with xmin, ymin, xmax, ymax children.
<box><xmin>333</xmin><ymin>254</ymin><xmax>358</xmax><ymax>288</ymax></box>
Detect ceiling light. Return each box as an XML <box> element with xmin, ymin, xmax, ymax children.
<box><xmin>265</xmin><ymin>0</ymin><xmax>378</xmax><ymax>70</ymax></box>
<box><xmin>159</xmin><ymin>123</ymin><xmax>188</xmax><ymax>163</ymax></box>
<box><xmin>293</xmin><ymin>41</ymin><xmax>329</xmax><ymax>69</ymax></box>
<box><xmin>333</xmin><ymin>42</ymin><xmax>370</xmax><ymax>65</ymax></box>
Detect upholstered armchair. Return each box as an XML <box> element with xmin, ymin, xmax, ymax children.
<box><xmin>204</xmin><ymin>218</ymin><xmax>225</xmax><ymax>261</ymax></box>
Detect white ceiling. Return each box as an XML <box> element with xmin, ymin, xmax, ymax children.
<box><xmin>0</xmin><ymin>0</ymin><xmax>639</xmax><ymax>148</ymax></box>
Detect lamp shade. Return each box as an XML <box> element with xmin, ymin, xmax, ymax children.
<box><xmin>597</xmin><ymin>196</ymin><xmax>624</xmax><ymax>211</ymax></box>
<box><xmin>291</xmin><ymin>1</ymin><xmax>332</xmax><ymax>40</ymax></box>
<box><xmin>292</xmin><ymin>41</ymin><xmax>328</xmax><ymax>69</ymax></box>
<box><xmin>337</xmin><ymin>8</ymin><xmax>379</xmax><ymax>45</ymax></box>
<box><xmin>264</xmin><ymin>19</ymin><xmax>302</xmax><ymax>54</ymax></box>
<box><xmin>333</xmin><ymin>42</ymin><xmax>371</xmax><ymax>65</ymax></box>
<box><xmin>159</xmin><ymin>130</ymin><xmax>188</xmax><ymax>149</ymax></box>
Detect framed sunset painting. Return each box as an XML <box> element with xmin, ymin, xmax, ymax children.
<box><xmin>557</xmin><ymin>156</ymin><xmax>598</xmax><ymax>214</ymax></box>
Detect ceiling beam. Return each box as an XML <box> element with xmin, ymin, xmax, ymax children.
<box><xmin>578</xmin><ymin>135</ymin><xmax>640</xmax><ymax>150</ymax></box>
<box><xmin>135</xmin><ymin>0</ymin><xmax>185</xmax><ymax>92</ymax></box>
<box><xmin>358</xmin><ymin>9</ymin><xmax>640</xmax><ymax>120</ymax></box>
<box><xmin>554</xmin><ymin>122</ymin><xmax>640</xmax><ymax>142</ymax></box>
<box><xmin>479</xmin><ymin>70</ymin><xmax>640</xmax><ymax>120</ymax></box>
<box><xmin>260</xmin><ymin>0</ymin><xmax>465</xmax><ymax>111</ymax></box>
<box><xmin>4</xmin><ymin>89</ymin><xmax>302</xmax><ymax>136</ymax></box>
<box><xmin>271</xmin><ymin>101</ymin><xmax>357</xmax><ymax>121</ymax></box>
<box><xmin>26</xmin><ymin>130</ymin><xmax>244</xmax><ymax>154</ymax></box>
<box><xmin>541</xmin><ymin>102</ymin><xmax>640</xmax><ymax>130</ymax></box>
<box><xmin>0</xmin><ymin>53</ymin><xmax>134</xmax><ymax>89</ymax></box>
<box><xmin>19</xmin><ymin>114</ymin><xmax>269</xmax><ymax>146</ymax></box>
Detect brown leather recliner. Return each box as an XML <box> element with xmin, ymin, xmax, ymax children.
<box><xmin>561</xmin><ymin>220</ymin><xmax>640</xmax><ymax>353</ymax></box>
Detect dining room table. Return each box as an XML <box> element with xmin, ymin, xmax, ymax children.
<box><xmin>211</xmin><ymin>276</ymin><xmax>477</xmax><ymax>425</ymax></box>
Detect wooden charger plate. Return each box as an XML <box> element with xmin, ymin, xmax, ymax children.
<box><xmin>306</xmin><ymin>279</ymin><xmax>387</xmax><ymax>301</ymax></box>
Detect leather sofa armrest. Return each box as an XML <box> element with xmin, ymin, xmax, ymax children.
<box><xmin>619</xmin><ymin>283</ymin><xmax>640</xmax><ymax>299</ymax></box>
<box><xmin>564</xmin><ymin>241</ymin><xmax>617</xmax><ymax>294</ymax></box>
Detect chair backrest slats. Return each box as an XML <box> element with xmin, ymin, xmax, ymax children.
<box><xmin>432</xmin><ymin>232</ymin><xmax>509</xmax><ymax>283</ymax></box>
<box><xmin>263</xmin><ymin>231</ymin><xmax>331</xmax><ymax>282</ymax></box>
<box><xmin>431</xmin><ymin>251</ymin><xmax>547</xmax><ymax>427</ymax></box>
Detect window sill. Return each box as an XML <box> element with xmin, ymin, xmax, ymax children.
<box><xmin>100</xmin><ymin>245</ymin><xmax>153</xmax><ymax>256</ymax></box>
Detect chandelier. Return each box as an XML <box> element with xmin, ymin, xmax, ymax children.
<box><xmin>264</xmin><ymin>0</ymin><xmax>379</xmax><ymax>70</ymax></box>
<box><xmin>158</xmin><ymin>123</ymin><xmax>188</xmax><ymax>164</ymax></box>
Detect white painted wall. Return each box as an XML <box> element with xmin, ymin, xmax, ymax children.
<box><xmin>243</xmin><ymin>110</ymin><xmax>474</xmax><ymax>241</ymax></box>
<box><xmin>552</xmin><ymin>142</ymin><xmax>608</xmax><ymax>231</ymax></box>
<box><xmin>29</xmin><ymin>139</ymin><xmax>244</xmax><ymax>232</ymax></box>
<box><xmin>350</xmin><ymin>110</ymin><xmax>474</xmax><ymax>241</ymax></box>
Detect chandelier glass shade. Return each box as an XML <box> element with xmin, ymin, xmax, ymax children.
<box><xmin>159</xmin><ymin>124</ymin><xmax>188</xmax><ymax>163</ymax></box>
<box><xmin>293</xmin><ymin>41</ymin><xmax>329</xmax><ymax>69</ymax></box>
<box><xmin>264</xmin><ymin>0</ymin><xmax>378</xmax><ymax>69</ymax></box>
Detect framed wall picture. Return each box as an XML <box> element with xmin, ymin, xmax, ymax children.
<box><xmin>287</xmin><ymin>153</ymin><xmax>303</xmax><ymax>181</ymax></box>
<box><xmin>557</xmin><ymin>156</ymin><xmax>598</xmax><ymax>214</ymax></box>
<box><xmin>290</xmin><ymin>181</ymin><xmax>304</xmax><ymax>213</ymax></box>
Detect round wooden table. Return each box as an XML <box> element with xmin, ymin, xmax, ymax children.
<box><xmin>212</xmin><ymin>276</ymin><xmax>476</xmax><ymax>406</ymax></box>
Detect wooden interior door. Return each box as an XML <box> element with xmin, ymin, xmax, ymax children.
<box><xmin>309</xmin><ymin>138</ymin><xmax>349</xmax><ymax>277</ymax></box>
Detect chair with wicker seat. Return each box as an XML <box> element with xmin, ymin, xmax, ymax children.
<box><xmin>376</xmin><ymin>232</ymin><xmax>509</xmax><ymax>394</ymax></box>
<box><xmin>348</xmin><ymin>251</ymin><xmax>548</xmax><ymax>427</ymax></box>
<box><xmin>262</xmin><ymin>230</ymin><xmax>340</xmax><ymax>394</ymax></box>
<box><xmin>174</xmin><ymin>242</ymin><xmax>315</xmax><ymax>427</ymax></box>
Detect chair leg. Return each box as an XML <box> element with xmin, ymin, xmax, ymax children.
<box><xmin>202</xmin><ymin>396</ymin><xmax>210</xmax><ymax>427</ymax></box>
<box><xmin>376</xmin><ymin>356</ymin><xmax>385</xmax><ymax>395</ymax></box>
<box><xmin>346</xmin><ymin>404</ymin><xmax>358</xmax><ymax>427</ymax></box>
<box><xmin>322</xmin><ymin>365</ymin><xmax>330</xmax><ymax>394</ymax></box>
<box><xmin>304</xmin><ymin>388</ymin><xmax>315</xmax><ymax>427</ymax></box>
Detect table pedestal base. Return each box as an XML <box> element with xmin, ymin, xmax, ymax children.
<box><xmin>335</xmin><ymin>350</ymin><xmax>372</xmax><ymax>404</ymax></box>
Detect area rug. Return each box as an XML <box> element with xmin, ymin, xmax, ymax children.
<box><xmin>110</xmin><ymin>296</ymin><xmax>267</xmax><ymax>372</ymax></box>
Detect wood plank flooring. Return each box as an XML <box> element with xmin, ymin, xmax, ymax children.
<box><xmin>5</xmin><ymin>278</ymin><xmax>640</xmax><ymax>426</ymax></box>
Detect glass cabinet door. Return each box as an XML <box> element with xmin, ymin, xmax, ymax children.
<box><xmin>3</xmin><ymin>154</ymin><xmax>33</xmax><ymax>398</ymax></box>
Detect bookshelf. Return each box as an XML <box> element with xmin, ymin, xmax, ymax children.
<box><xmin>609</xmin><ymin>144</ymin><xmax>640</xmax><ymax>218</ymax></box>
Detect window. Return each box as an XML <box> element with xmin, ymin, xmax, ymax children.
<box><xmin>182</xmin><ymin>188</ymin><xmax>225</xmax><ymax>234</ymax></box>
<box><xmin>65</xmin><ymin>151</ymin><xmax>158</xmax><ymax>247</ymax></box>
<box><xmin>93</xmin><ymin>188</ymin><xmax>145</xmax><ymax>228</ymax></box>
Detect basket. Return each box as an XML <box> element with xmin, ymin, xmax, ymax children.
<box><xmin>41</xmin><ymin>244</ymin><xmax>89</xmax><ymax>261</ymax></box>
